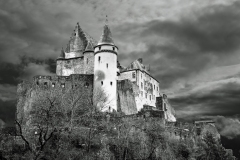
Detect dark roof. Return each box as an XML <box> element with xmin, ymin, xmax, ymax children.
<box><xmin>98</xmin><ymin>24</ymin><xmax>114</xmax><ymax>45</ymax></box>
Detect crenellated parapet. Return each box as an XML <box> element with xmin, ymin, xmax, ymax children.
<box><xmin>32</xmin><ymin>74</ymin><xmax>94</xmax><ymax>90</ymax></box>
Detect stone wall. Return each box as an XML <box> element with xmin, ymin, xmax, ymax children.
<box><xmin>117</xmin><ymin>80</ymin><xmax>138</xmax><ymax>115</ymax></box>
<box><xmin>84</xmin><ymin>51</ymin><xmax>94</xmax><ymax>74</ymax></box>
<box><xmin>16</xmin><ymin>74</ymin><xmax>94</xmax><ymax>127</ymax></box>
<box><xmin>56</xmin><ymin>57</ymin><xmax>84</xmax><ymax>76</ymax></box>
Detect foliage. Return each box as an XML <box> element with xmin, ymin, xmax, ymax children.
<box><xmin>1</xmin><ymin>86</ymin><xmax>237</xmax><ymax>159</ymax></box>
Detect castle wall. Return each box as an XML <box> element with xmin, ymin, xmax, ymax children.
<box><xmin>117</xmin><ymin>80</ymin><xmax>138</xmax><ymax>115</ymax></box>
<box><xmin>56</xmin><ymin>57</ymin><xmax>84</xmax><ymax>76</ymax></box>
<box><xmin>17</xmin><ymin>74</ymin><xmax>94</xmax><ymax>127</ymax></box>
<box><xmin>118</xmin><ymin>69</ymin><xmax>161</xmax><ymax>111</ymax></box>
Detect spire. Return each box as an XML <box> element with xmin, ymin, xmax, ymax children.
<box><xmin>98</xmin><ymin>16</ymin><xmax>114</xmax><ymax>45</ymax></box>
<box><xmin>60</xmin><ymin>47</ymin><xmax>65</xmax><ymax>58</ymax></box>
<box><xmin>75</xmin><ymin>22</ymin><xmax>81</xmax><ymax>37</ymax></box>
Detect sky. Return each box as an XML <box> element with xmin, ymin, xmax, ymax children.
<box><xmin>0</xmin><ymin>0</ymin><xmax>240</xmax><ymax>152</ymax></box>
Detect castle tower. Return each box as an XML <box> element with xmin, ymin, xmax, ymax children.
<box><xmin>84</xmin><ymin>42</ymin><xmax>95</xmax><ymax>74</ymax></box>
<box><xmin>94</xmin><ymin>21</ymin><xmax>118</xmax><ymax>112</ymax></box>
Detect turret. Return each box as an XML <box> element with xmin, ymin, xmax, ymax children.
<box><xmin>94</xmin><ymin>19</ymin><xmax>118</xmax><ymax>112</ymax></box>
<box><xmin>84</xmin><ymin>42</ymin><xmax>94</xmax><ymax>74</ymax></box>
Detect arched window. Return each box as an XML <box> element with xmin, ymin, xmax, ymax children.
<box><xmin>101</xmin><ymin>81</ymin><xmax>103</xmax><ymax>85</ymax></box>
<box><xmin>98</xmin><ymin>56</ymin><xmax>101</xmax><ymax>62</ymax></box>
<box><xmin>110</xmin><ymin>82</ymin><xmax>112</xmax><ymax>86</ymax></box>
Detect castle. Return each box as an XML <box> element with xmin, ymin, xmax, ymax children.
<box><xmin>17</xmin><ymin>22</ymin><xmax>176</xmax><ymax>122</ymax></box>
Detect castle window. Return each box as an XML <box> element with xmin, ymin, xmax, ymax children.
<box><xmin>164</xmin><ymin>103</ymin><xmax>167</xmax><ymax>111</ymax></box>
<box><xmin>150</xmin><ymin>95</ymin><xmax>151</xmax><ymax>100</ymax></box>
<box><xmin>154</xmin><ymin>85</ymin><xmax>155</xmax><ymax>90</ymax></box>
<box><xmin>106</xmin><ymin>63</ymin><xmax>108</xmax><ymax>68</ymax></box>
<box><xmin>132</xmin><ymin>72</ymin><xmax>136</xmax><ymax>78</ymax></box>
<box><xmin>99</xmin><ymin>46</ymin><xmax>101</xmax><ymax>50</ymax></box>
<box><xmin>113</xmin><ymin>47</ymin><xmax>115</xmax><ymax>51</ymax></box>
<box><xmin>117</xmin><ymin>72</ymin><xmax>120</xmax><ymax>76</ymax></box>
<box><xmin>87</xmin><ymin>58</ymin><xmax>88</xmax><ymax>64</ymax></box>
<box><xmin>101</xmin><ymin>81</ymin><xmax>103</xmax><ymax>85</ymax></box>
<box><xmin>110</xmin><ymin>81</ymin><xmax>112</xmax><ymax>86</ymax></box>
<box><xmin>98</xmin><ymin>56</ymin><xmax>101</xmax><ymax>62</ymax></box>
<box><xmin>141</xmin><ymin>82</ymin><xmax>143</xmax><ymax>89</ymax></box>
<box><xmin>85</xmin><ymin>82</ymin><xmax>89</xmax><ymax>88</ymax></box>
<box><xmin>61</xmin><ymin>83</ymin><xmax>65</xmax><ymax>88</ymax></box>
<box><xmin>52</xmin><ymin>83</ymin><xmax>55</xmax><ymax>88</ymax></box>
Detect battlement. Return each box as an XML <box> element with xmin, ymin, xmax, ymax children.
<box><xmin>30</xmin><ymin>74</ymin><xmax>94</xmax><ymax>89</ymax></box>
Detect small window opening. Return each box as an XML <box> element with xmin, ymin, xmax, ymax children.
<box><xmin>110</xmin><ymin>82</ymin><xmax>112</xmax><ymax>86</ymax></box>
<box><xmin>113</xmin><ymin>47</ymin><xmax>115</xmax><ymax>51</ymax></box>
<box><xmin>132</xmin><ymin>72</ymin><xmax>136</xmax><ymax>78</ymax></box>
<box><xmin>150</xmin><ymin>95</ymin><xmax>151</xmax><ymax>100</ymax></box>
<box><xmin>36</xmin><ymin>81</ymin><xmax>39</xmax><ymax>85</ymax></box>
<box><xmin>87</xmin><ymin>58</ymin><xmax>88</xmax><ymax>64</ymax></box>
<box><xmin>98</xmin><ymin>56</ymin><xmax>101</xmax><ymax>62</ymax></box>
<box><xmin>164</xmin><ymin>103</ymin><xmax>167</xmax><ymax>111</ymax></box>
<box><xmin>145</xmin><ymin>93</ymin><xmax>147</xmax><ymax>99</ymax></box>
<box><xmin>117</xmin><ymin>72</ymin><xmax>120</xmax><ymax>76</ymax></box>
<box><xmin>85</xmin><ymin>82</ymin><xmax>89</xmax><ymax>88</ymax></box>
<box><xmin>106</xmin><ymin>63</ymin><xmax>108</xmax><ymax>68</ymax></box>
<box><xmin>141</xmin><ymin>82</ymin><xmax>143</xmax><ymax>89</ymax></box>
<box><xmin>99</xmin><ymin>46</ymin><xmax>101</xmax><ymax>50</ymax></box>
<box><xmin>101</xmin><ymin>81</ymin><xmax>103</xmax><ymax>85</ymax></box>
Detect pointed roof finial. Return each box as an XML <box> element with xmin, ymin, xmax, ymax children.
<box><xmin>105</xmin><ymin>15</ymin><xmax>108</xmax><ymax>25</ymax></box>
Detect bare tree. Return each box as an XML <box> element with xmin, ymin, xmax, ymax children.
<box><xmin>15</xmin><ymin>87</ymin><xmax>64</xmax><ymax>160</ymax></box>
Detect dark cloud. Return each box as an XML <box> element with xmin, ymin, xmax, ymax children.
<box><xmin>170</xmin><ymin>80</ymin><xmax>240</xmax><ymax>118</ymax></box>
<box><xmin>115</xmin><ymin>1</ymin><xmax>240</xmax><ymax>89</ymax></box>
<box><xmin>0</xmin><ymin>99</ymin><xmax>16</xmax><ymax>126</ymax></box>
<box><xmin>215</xmin><ymin>116</ymin><xmax>240</xmax><ymax>139</ymax></box>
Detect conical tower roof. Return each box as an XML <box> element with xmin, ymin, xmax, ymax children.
<box><xmin>85</xmin><ymin>41</ymin><xmax>94</xmax><ymax>52</ymax></box>
<box><xmin>98</xmin><ymin>24</ymin><xmax>114</xmax><ymax>45</ymax></box>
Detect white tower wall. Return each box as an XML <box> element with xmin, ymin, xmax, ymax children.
<box><xmin>94</xmin><ymin>45</ymin><xmax>118</xmax><ymax>112</ymax></box>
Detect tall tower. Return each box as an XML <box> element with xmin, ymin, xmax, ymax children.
<box><xmin>94</xmin><ymin>20</ymin><xmax>118</xmax><ymax>112</ymax></box>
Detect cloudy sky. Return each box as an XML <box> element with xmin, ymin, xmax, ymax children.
<box><xmin>0</xmin><ymin>0</ymin><xmax>240</xmax><ymax>142</ymax></box>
